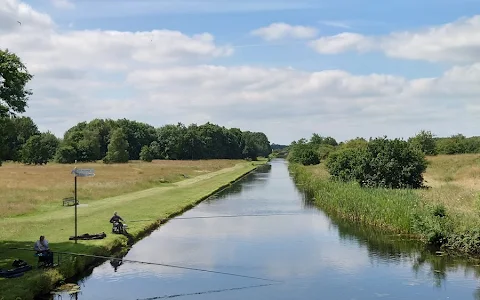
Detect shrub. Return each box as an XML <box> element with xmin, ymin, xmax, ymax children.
<box><xmin>326</xmin><ymin>137</ymin><xmax>428</xmax><ymax>189</ymax></box>
<box><xmin>288</xmin><ymin>144</ymin><xmax>320</xmax><ymax>166</ymax></box>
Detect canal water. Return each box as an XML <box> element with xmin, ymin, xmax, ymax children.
<box><xmin>53</xmin><ymin>159</ymin><xmax>480</xmax><ymax>300</ymax></box>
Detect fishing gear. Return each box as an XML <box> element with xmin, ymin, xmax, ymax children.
<box><xmin>9</xmin><ymin>247</ymin><xmax>281</xmax><ymax>283</ymax></box>
<box><xmin>136</xmin><ymin>283</ymin><xmax>277</xmax><ymax>300</ymax></box>
<box><xmin>129</xmin><ymin>212</ymin><xmax>303</xmax><ymax>223</ymax></box>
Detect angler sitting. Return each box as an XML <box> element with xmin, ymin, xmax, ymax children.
<box><xmin>34</xmin><ymin>235</ymin><xmax>54</xmax><ymax>267</ymax></box>
<box><xmin>110</xmin><ymin>212</ymin><xmax>125</xmax><ymax>234</ymax></box>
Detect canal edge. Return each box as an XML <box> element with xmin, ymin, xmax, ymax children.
<box><xmin>33</xmin><ymin>161</ymin><xmax>268</xmax><ymax>299</ymax></box>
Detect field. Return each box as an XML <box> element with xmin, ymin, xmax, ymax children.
<box><xmin>289</xmin><ymin>154</ymin><xmax>480</xmax><ymax>253</ymax></box>
<box><xmin>0</xmin><ymin>159</ymin><xmax>240</xmax><ymax>218</ymax></box>
<box><xmin>0</xmin><ymin>159</ymin><xmax>265</xmax><ymax>300</ymax></box>
<box><xmin>420</xmin><ymin>154</ymin><xmax>480</xmax><ymax>228</ymax></box>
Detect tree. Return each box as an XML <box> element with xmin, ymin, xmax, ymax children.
<box><xmin>55</xmin><ymin>144</ymin><xmax>77</xmax><ymax>163</ymax></box>
<box><xmin>40</xmin><ymin>132</ymin><xmax>59</xmax><ymax>161</ymax></box>
<box><xmin>326</xmin><ymin>137</ymin><xmax>428</xmax><ymax>189</ymax></box>
<box><xmin>323</xmin><ymin>137</ymin><xmax>338</xmax><ymax>147</ymax></box>
<box><xmin>310</xmin><ymin>133</ymin><xmax>324</xmax><ymax>145</ymax></box>
<box><xmin>149</xmin><ymin>141</ymin><xmax>161</xmax><ymax>159</ymax></box>
<box><xmin>0</xmin><ymin>49</ymin><xmax>33</xmax><ymax>117</ymax></box>
<box><xmin>21</xmin><ymin>135</ymin><xmax>49</xmax><ymax>165</ymax></box>
<box><xmin>288</xmin><ymin>143</ymin><xmax>320</xmax><ymax>166</ymax></box>
<box><xmin>104</xmin><ymin>128</ymin><xmax>129</xmax><ymax>163</ymax></box>
<box><xmin>3</xmin><ymin>116</ymin><xmax>39</xmax><ymax>161</ymax></box>
<box><xmin>140</xmin><ymin>145</ymin><xmax>154</xmax><ymax>162</ymax></box>
<box><xmin>409</xmin><ymin>130</ymin><xmax>437</xmax><ymax>156</ymax></box>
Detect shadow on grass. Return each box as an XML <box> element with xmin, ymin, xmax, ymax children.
<box><xmin>0</xmin><ymin>239</ymin><xmax>125</xmax><ymax>300</ymax></box>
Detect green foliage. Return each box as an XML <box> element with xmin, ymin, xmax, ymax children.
<box><xmin>0</xmin><ymin>49</ymin><xmax>33</xmax><ymax>118</ymax></box>
<box><xmin>139</xmin><ymin>145</ymin><xmax>154</xmax><ymax>162</ymax></box>
<box><xmin>326</xmin><ymin>147</ymin><xmax>367</xmax><ymax>182</ymax></box>
<box><xmin>408</xmin><ymin>130</ymin><xmax>438</xmax><ymax>156</ymax></box>
<box><xmin>2</xmin><ymin>116</ymin><xmax>39</xmax><ymax>161</ymax></box>
<box><xmin>39</xmin><ymin>131</ymin><xmax>59</xmax><ymax>160</ymax></box>
<box><xmin>326</xmin><ymin>137</ymin><xmax>428</xmax><ymax>189</ymax></box>
<box><xmin>411</xmin><ymin>204</ymin><xmax>452</xmax><ymax>246</ymax></box>
<box><xmin>436</xmin><ymin>134</ymin><xmax>468</xmax><ymax>155</ymax></box>
<box><xmin>288</xmin><ymin>143</ymin><xmax>320</xmax><ymax>166</ymax></box>
<box><xmin>20</xmin><ymin>135</ymin><xmax>50</xmax><ymax>165</ymax></box>
<box><xmin>317</xmin><ymin>144</ymin><xmax>335</xmax><ymax>160</ymax></box>
<box><xmin>54</xmin><ymin>144</ymin><xmax>77</xmax><ymax>164</ymax></box>
<box><xmin>104</xmin><ymin>128</ymin><xmax>129</xmax><ymax>163</ymax></box>
<box><xmin>340</xmin><ymin>137</ymin><xmax>368</xmax><ymax>150</ymax></box>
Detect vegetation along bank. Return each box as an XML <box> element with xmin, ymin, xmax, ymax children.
<box><xmin>287</xmin><ymin>132</ymin><xmax>480</xmax><ymax>257</ymax></box>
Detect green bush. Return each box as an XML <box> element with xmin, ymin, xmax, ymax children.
<box><xmin>326</xmin><ymin>137</ymin><xmax>428</xmax><ymax>189</ymax></box>
<box><xmin>288</xmin><ymin>144</ymin><xmax>320</xmax><ymax>166</ymax></box>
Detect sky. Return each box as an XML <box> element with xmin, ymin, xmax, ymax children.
<box><xmin>1</xmin><ymin>0</ymin><xmax>480</xmax><ymax>144</ymax></box>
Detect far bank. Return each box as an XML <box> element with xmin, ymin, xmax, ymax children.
<box><xmin>0</xmin><ymin>159</ymin><xmax>267</xmax><ymax>300</ymax></box>
<box><xmin>289</xmin><ymin>154</ymin><xmax>480</xmax><ymax>258</ymax></box>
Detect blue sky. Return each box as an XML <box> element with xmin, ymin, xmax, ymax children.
<box><xmin>3</xmin><ymin>0</ymin><xmax>480</xmax><ymax>144</ymax></box>
<box><xmin>29</xmin><ymin>0</ymin><xmax>478</xmax><ymax>76</ymax></box>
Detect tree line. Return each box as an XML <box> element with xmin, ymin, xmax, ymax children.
<box><xmin>0</xmin><ymin>117</ymin><xmax>272</xmax><ymax>165</ymax></box>
<box><xmin>0</xmin><ymin>48</ymin><xmax>271</xmax><ymax>166</ymax></box>
<box><xmin>287</xmin><ymin>130</ymin><xmax>480</xmax><ymax>189</ymax></box>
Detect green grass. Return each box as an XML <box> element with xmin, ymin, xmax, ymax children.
<box><xmin>0</xmin><ymin>160</ymin><xmax>266</xmax><ymax>300</ymax></box>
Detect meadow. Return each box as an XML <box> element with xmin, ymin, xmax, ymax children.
<box><xmin>0</xmin><ymin>159</ymin><xmax>240</xmax><ymax>218</ymax></box>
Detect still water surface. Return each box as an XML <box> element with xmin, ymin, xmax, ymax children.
<box><xmin>54</xmin><ymin>159</ymin><xmax>480</xmax><ymax>300</ymax></box>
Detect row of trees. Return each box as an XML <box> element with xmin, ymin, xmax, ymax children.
<box><xmin>0</xmin><ymin>48</ymin><xmax>271</xmax><ymax>166</ymax></box>
<box><xmin>0</xmin><ymin>117</ymin><xmax>272</xmax><ymax>165</ymax></box>
<box><xmin>288</xmin><ymin>130</ymin><xmax>479</xmax><ymax>189</ymax></box>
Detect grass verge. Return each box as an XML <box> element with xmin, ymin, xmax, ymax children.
<box><xmin>289</xmin><ymin>154</ymin><xmax>480</xmax><ymax>257</ymax></box>
<box><xmin>0</xmin><ymin>160</ymin><xmax>266</xmax><ymax>300</ymax></box>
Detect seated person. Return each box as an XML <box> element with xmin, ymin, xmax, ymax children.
<box><xmin>34</xmin><ymin>235</ymin><xmax>54</xmax><ymax>266</ymax></box>
<box><xmin>110</xmin><ymin>212</ymin><xmax>124</xmax><ymax>225</ymax></box>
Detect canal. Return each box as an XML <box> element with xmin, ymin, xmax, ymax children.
<box><xmin>53</xmin><ymin>159</ymin><xmax>480</xmax><ymax>299</ymax></box>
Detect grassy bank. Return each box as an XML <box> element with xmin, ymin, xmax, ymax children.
<box><xmin>289</xmin><ymin>154</ymin><xmax>480</xmax><ymax>255</ymax></box>
<box><xmin>0</xmin><ymin>159</ymin><xmax>266</xmax><ymax>300</ymax></box>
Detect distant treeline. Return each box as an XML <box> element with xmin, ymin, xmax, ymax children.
<box><xmin>0</xmin><ymin>117</ymin><xmax>272</xmax><ymax>165</ymax></box>
<box><xmin>288</xmin><ymin>131</ymin><xmax>480</xmax><ymax>162</ymax></box>
<box><xmin>287</xmin><ymin>130</ymin><xmax>480</xmax><ymax>189</ymax></box>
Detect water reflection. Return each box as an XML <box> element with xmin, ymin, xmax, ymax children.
<box><xmin>48</xmin><ymin>159</ymin><xmax>480</xmax><ymax>300</ymax></box>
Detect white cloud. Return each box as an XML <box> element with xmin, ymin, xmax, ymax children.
<box><xmin>50</xmin><ymin>0</ymin><xmax>74</xmax><ymax>9</ymax></box>
<box><xmin>1</xmin><ymin>0</ymin><xmax>480</xmax><ymax>144</ymax></box>
<box><xmin>251</xmin><ymin>22</ymin><xmax>318</xmax><ymax>41</ymax></box>
<box><xmin>310</xmin><ymin>15</ymin><xmax>480</xmax><ymax>63</ymax></box>
<box><xmin>309</xmin><ymin>32</ymin><xmax>372</xmax><ymax>54</ymax></box>
<box><xmin>319</xmin><ymin>20</ymin><xmax>351</xmax><ymax>29</ymax></box>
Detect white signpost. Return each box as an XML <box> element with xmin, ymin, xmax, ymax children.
<box><xmin>71</xmin><ymin>168</ymin><xmax>95</xmax><ymax>243</ymax></box>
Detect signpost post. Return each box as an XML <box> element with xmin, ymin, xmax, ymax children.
<box><xmin>71</xmin><ymin>168</ymin><xmax>95</xmax><ymax>244</ymax></box>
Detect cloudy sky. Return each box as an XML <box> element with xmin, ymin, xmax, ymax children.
<box><xmin>1</xmin><ymin>0</ymin><xmax>480</xmax><ymax>144</ymax></box>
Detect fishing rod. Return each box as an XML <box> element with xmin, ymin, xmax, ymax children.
<box><xmin>137</xmin><ymin>283</ymin><xmax>277</xmax><ymax>300</ymax></box>
<box><xmin>129</xmin><ymin>212</ymin><xmax>303</xmax><ymax>223</ymax></box>
<box><xmin>9</xmin><ymin>247</ymin><xmax>281</xmax><ymax>283</ymax></box>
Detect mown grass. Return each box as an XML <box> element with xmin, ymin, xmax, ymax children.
<box><xmin>289</xmin><ymin>154</ymin><xmax>480</xmax><ymax>256</ymax></box>
<box><xmin>0</xmin><ymin>160</ymin><xmax>266</xmax><ymax>300</ymax></box>
<box><xmin>0</xmin><ymin>159</ymin><xmax>240</xmax><ymax>218</ymax></box>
